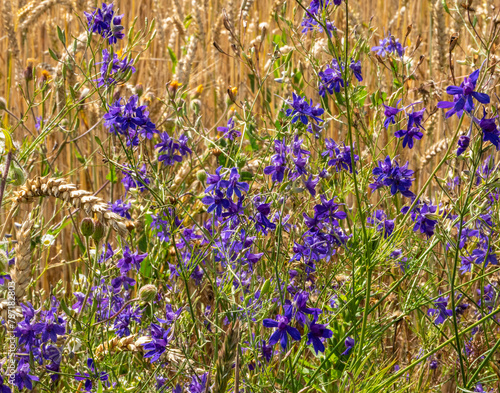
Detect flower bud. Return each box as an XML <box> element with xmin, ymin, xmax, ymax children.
<box><xmin>196</xmin><ymin>170</ymin><xmax>207</xmax><ymax>183</ymax></box>
<box><xmin>9</xmin><ymin>165</ymin><xmax>25</xmax><ymax>186</ymax></box>
<box><xmin>139</xmin><ymin>284</ymin><xmax>158</xmax><ymax>302</ymax></box>
<box><xmin>92</xmin><ymin>219</ymin><xmax>105</xmax><ymax>242</ymax></box>
<box><xmin>80</xmin><ymin>217</ymin><xmax>94</xmax><ymax>237</ymax></box>
<box><xmin>135</xmin><ymin>84</ymin><xmax>144</xmax><ymax>97</ymax></box>
<box><xmin>0</xmin><ymin>97</ymin><xmax>7</xmax><ymax>111</ymax></box>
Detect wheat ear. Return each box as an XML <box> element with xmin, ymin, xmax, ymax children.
<box><xmin>419</xmin><ymin>138</ymin><xmax>449</xmax><ymax>170</ymax></box>
<box><xmin>12</xmin><ymin>176</ymin><xmax>132</xmax><ymax>237</ymax></box>
<box><xmin>17</xmin><ymin>0</ymin><xmax>75</xmax><ymax>31</ymax></box>
<box><xmin>213</xmin><ymin>320</ymin><xmax>240</xmax><ymax>393</ymax></box>
<box><xmin>0</xmin><ymin>219</ymin><xmax>33</xmax><ymax>322</ymax></box>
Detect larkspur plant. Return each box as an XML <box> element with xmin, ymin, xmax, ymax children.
<box><xmin>0</xmin><ymin>1</ymin><xmax>500</xmax><ymax>393</ymax></box>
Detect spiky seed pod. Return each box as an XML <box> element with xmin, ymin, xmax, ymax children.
<box><xmin>213</xmin><ymin>320</ymin><xmax>240</xmax><ymax>393</ymax></box>
<box><xmin>12</xmin><ymin>176</ymin><xmax>132</xmax><ymax>237</ymax></box>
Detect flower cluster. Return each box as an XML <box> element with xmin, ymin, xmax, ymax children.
<box><xmin>318</xmin><ymin>59</ymin><xmax>346</xmax><ymax>97</ymax></box>
<box><xmin>84</xmin><ymin>2</ymin><xmax>124</xmax><ymax>44</ymax></box>
<box><xmin>370</xmin><ymin>156</ymin><xmax>415</xmax><ymax>197</ymax></box>
<box><xmin>285</xmin><ymin>93</ymin><xmax>324</xmax><ymax>125</ymax></box>
<box><xmin>97</xmin><ymin>49</ymin><xmax>135</xmax><ymax>87</ymax></box>
<box><xmin>104</xmin><ymin>95</ymin><xmax>157</xmax><ymax>146</ymax></box>
<box><xmin>371</xmin><ymin>32</ymin><xmax>405</xmax><ymax>57</ymax></box>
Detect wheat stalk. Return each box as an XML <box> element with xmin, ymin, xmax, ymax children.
<box><xmin>213</xmin><ymin>320</ymin><xmax>240</xmax><ymax>393</ymax></box>
<box><xmin>12</xmin><ymin>176</ymin><xmax>132</xmax><ymax>237</ymax></box>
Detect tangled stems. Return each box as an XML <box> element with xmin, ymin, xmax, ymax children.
<box><xmin>381</xmin><ymin>304</ymin><xmax>500</xmax><ymax>388</ymax></box>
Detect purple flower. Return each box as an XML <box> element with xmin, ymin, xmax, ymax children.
<box><xmin>263</xmin><ymin>307</ymin><xmax>302</xmax><ymax>351</ymax></box>
<box><xmin>457</xmin><ymin>134</ymin><xmax>470</xmax><ymax>156</ymax></box>
<box><xmin>474</xmin><ymin>382</ymin><xmax>493</xmax><ymax>393</ymax></box>
<box><xmin>319</xmin><ymin>59</ymin><xmax>346</xmax><ymax>97</ymax></box>
<box><xmin>285</xmin><ymin>92</ymin><xmax>324</xmax><ymax>125</ymax></box>
<box><xmin>121</xmin><ymin>164</ymin><xmax>150</xmax><ymax>193</ymax></box>
<box><xmin>370</xmin><ymin>156</ymin><xmax>414</xmax><ymax>198</ymax></box>
<box><xmin>84</xmin><ymin>3</ymin><xmax>124</xmax><ymax>44</ymax></box>
<box><xmin>202</xmin><ymin>190</ymin><xmax>230</xmax><ymax>217</ymax></box>
<box><xmin>264</xmin><ymin>139</ymin><xmax>289</xmax><ymax>182</ymax></box>
<box><xmin>188</xmin><ymin>373</ymin><xmax>208</xmax><ymax>393</ymax></box>
<box><xmin>303</xmin><ymin>175</ymin><xmax>319</xmax><ymax>197</ymax></box>
<box><xmin>0</xmin><ymin>374</ymin><xmax>12</xmax><ymax>393</ymax></box>
<box><xmin>142</xmin><ymin>323</ymin><xmax>171</xmax><ymax>363</ymax></box>
<box><xmin>324</xmin><ymin>141</ymin><xmax>359</xmax><ymax>173</ymax></box>
<box><xmin>301</xmin><ymin>0</ymin><xmax>337</xmax><ymax>36</ymax></box>
<box><xmin>428</xmin><ymin>295</ymin><xmax>453</xmax><ymax>324</ymax></box>
<box><xmin>383</xmin><ymin>100</ymin><xmax>403</xmax><ymax>128</ymax></box>
<box><xmin>74</xmin><ymin>358</ymin><xmax>109</xmax><ymax>392</ymax></box>
<box><xmin>33</xmin><ymin>308</ymin><xmax>65</xmax><ymax>343</ymax></box>
<box><xmin>289</xmin><ymin>291</ymin><xmax>322</xmax><ymax>326</ymax></box>
<box><xmin>114</xmin><ymin>304</ymin><xmax>142</xmax><ymax>337</ymax></box>
<box><xmin>104</xmin><ymin>95</ymin><xmax>157</xmax><ymax>145</ymax></box>
<box><xmin>367</xmin><ymin>210</ymin><xmax>394</xmax><ymax>238</ymax></box>
<box><xmin>394</xmin><ymin>107</ymin><xmax>425</xmax><ymax>149</ymax></box>
<box><xmin>111</xmin><ymin>274</ymin><xmax>136</xmax><ymax>291</ymax></box>
<box><xmin>151</xmin><ymin>208</ymin><xmax>182</xmax><ymax>243</ymax></box>
<box><xmin>116</xmin><ymin>246</ymin><xmax>148</xmax><ymax>274</ymax></box>
<box><xmin>403</xmin><ymin>202</ymin><xmax>438</xmax><ymax>238</ymax></box>
<box><xmin>437</xmin><ymin>69</ymin><xmax>490</xmax><ymax>118</ymax></box>
<box><xmin>469</xmin><ymin>247</ymin><xmax>498</xmax><ymax>269</ymax></box>
<box><xmin>341</xmin><ymin>336</ymin><xmax>355</xmax><ymax>355</ymax></box>
<box><xmin>307</xmin><ymin>321</ymin><xmax>333</xmax><ymax>354</ymax></box>
<box><xmin>221</xmin><ymin>167</ymin><xmax>249</xmax><ymax>198</ymax></box>
<box><xmin>109</xmin><ymin>198</ymin><xmax>131</xmax><ymax>219</ymax></box>
<box><xmin>349</xmin><ymin>59</ymin><xmax>362</xmax><ymax>82</ymax></box>
<box><xmin>218</xmin><ymin>118</ymin><xmax>241</xmax><ymax>140</ymax></box>
<box><xmin>13</xmin><ymin>360</ymin><xmax>39</xmax><ymax>391</ymax></box>
<box><xmin>260</xmin><ymin>340</ymin><xmax>274</xmax><ymax>362</ymax></box>
<box><xmin>371</xmin><ymin>33</ymin><xmax>405</xmax><ymax>57</ymax></box>
<box><xmin>252</xmin><ymin>201</ymin><xmax>276</xmax><ymax>235</ymax></box>
<box><xmin>97</xmin><ymin>49</ymin><xmax>135</xmax><ymax>87</ymax></box>
<box><xmin>157</xmin><ymin>304</ymin><xmax>182</xmax><ymax>324</ymax></box>
<box><xmin>476</xmin><ymin>110</ymin><xmax>500</xmax><ymax>150</ymax></box>
<box><xmin>155</xmin><ymin>132</ymin><xmax>190</xmax><ymax>166</ymax></box>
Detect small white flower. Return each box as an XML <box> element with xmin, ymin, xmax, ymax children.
<box><xmin>41</xmin><ymin>234</ymin><xmax>55</xmax><ymax>247</ymax></box>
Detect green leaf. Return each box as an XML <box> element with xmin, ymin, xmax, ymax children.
<box><xmin>106</xmin><ymin>164</ymin><xmax>117</xmax><ymax>183</ymax></box>
<box><xmin>441</xmin><ymin>0</ymin><xmax>450</xmax><ymax>14</ymax></box>
<box><xmin>168</xmin><ymin>47</ymin><xmax>178</xmax><ymax>71</ymax></box>
<box><xmin>48</xmin><ymin>48</ymin><xmax>59</xmax><ymax>61</ymax></box>
<box><xmin>73</xmin><ymin>233</ymin><xmax>85</xmax><ymax>254</ymax></box>
<box><xmin>57</xmin><ymin>26</ymin><xmax>66</xmax><ymax>46</ymax></box>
